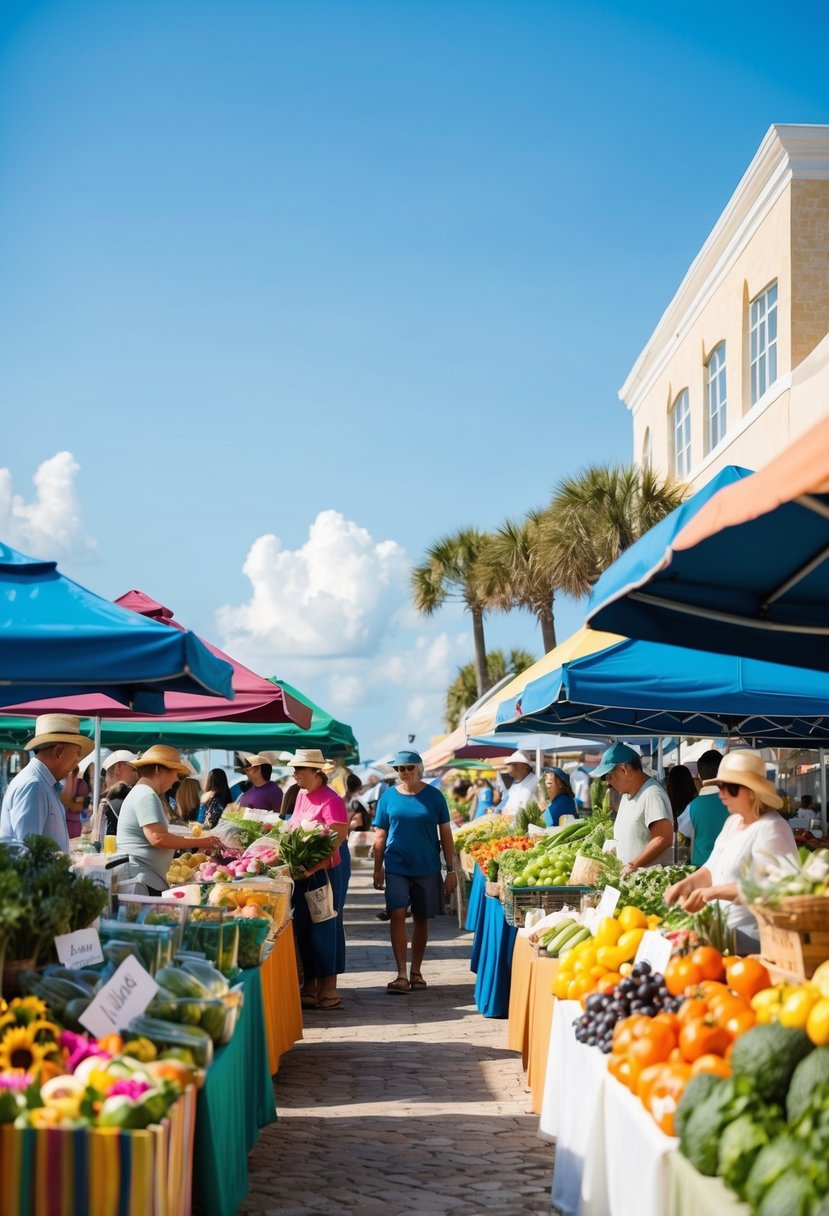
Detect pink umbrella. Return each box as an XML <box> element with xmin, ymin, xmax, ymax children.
<box><xmin>4</xmin><ymin>589</ymin><xmax>312</xmax><ymax>728</ymax></box>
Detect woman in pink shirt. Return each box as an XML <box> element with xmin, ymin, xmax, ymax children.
<box><xmin>285</xmin><ymin>749</ymin><xmax>349</xmax><ymax>1011</ymax></box>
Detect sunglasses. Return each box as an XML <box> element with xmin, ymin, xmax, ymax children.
<box><xmin>716</xmin><ymin>781</ymin><xmax>745</xmax><ymax>797</ymax></box>
<box><xmin>396</xmin><ymin>765</ymin><xmax>416</xmax><ymax>773</ymax></box>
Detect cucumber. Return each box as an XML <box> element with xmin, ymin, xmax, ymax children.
<box><xmin>558</xmin><ymin>927</ymin><xmax>592</xmax><ymax>958</ymax></box>
<box><xmin>545</xmin><ymin>921</ymin><xmax>584</xmax><ymax>956</ymax></box>
<box><xmin>539</xmin><ymin>918</ymin><xmax>576</xmax><ymax>948</ymax></box>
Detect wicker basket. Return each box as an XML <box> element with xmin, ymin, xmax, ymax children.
<box><xmin>569</xmin><ymin>856</ymin><xmax>609</xmax><ymax>888</ymax></box>
<box><xmin>501</xmin><ymin>883</ymin><xmax>591</xmax><ymax>928</ymax></box>
<box><xmin>485</xmin><ymin>879</ymin><xmax>502</xmax><ymax>899</ymax></box>
<box><xmin>749</xmin><ymin>896</ymin><xmax>829</xmax><ymax>980</ymax></box>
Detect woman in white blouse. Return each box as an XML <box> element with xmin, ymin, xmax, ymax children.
<box><xmin>664</xmin><ymin>750</ymin><xmax>796</xmax><ymax>950</ymax></box>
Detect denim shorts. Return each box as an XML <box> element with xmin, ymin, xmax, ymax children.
<box><xmin>385</xmin><ymin>871</ymin><xmax>444</xmax><ymax>919</ymax></box>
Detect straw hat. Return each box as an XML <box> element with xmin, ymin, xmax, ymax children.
<box><xmin>716</xmin><ymin>750</ymin><xmax>783</xmax><ymax>810</ymax></box>
<box><xmin>24</xmin><ymin>714</ymin><xmax>94</xmax><ymax>760</ymax></box>
<box><xmin>283</xmin><ymin>748</ymin><xmax>335</xmax><ymax>774</ymax></box>
<box><xmin>133</xmin><ymin>745</ymin><xmax>193</xmax><ymax>776</ymax></box>
<box><xmin>239</xmin><ymin>752</ymin><xmax>272</xmax><ymax>769</ymax></box>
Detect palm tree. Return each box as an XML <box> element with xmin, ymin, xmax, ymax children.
<box><xmin>476</xmin><ymin>510</ymin><xmax>557</xmax><ymax>652</ymax></box>
<box><xmin>538</xmin><ymin>464</ymin><xmax>686</xmax><ymax>599</ymax></box>
<box><xmin>411</xmin><ymin>528</ymin><xmax>491</xmax><ymax>697</ymax></box>
<box><xmin>445</xmin><ymin>647</ymin><xmax>536</xmax><ymax>731</ymax></box>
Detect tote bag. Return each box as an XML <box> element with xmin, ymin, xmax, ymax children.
<box><xmin>304</xmin><ymin>872</ymin><xmax>337</xmax><ymax>923</ymax></box>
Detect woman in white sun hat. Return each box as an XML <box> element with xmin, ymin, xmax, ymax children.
<box><xmin>664</xmin><ymin>750</ymin><xmax>797</xmax><ymax>950</ymax></box>
<box><xmin>283</xmin><ymin>748</ymin><xmax>350</xmax><ymax>1011</ymax></box>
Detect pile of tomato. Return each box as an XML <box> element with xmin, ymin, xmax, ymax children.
<box><xmin>606</xmin><ymin>951</ymin><xmax>771</xmax><ymax>1134</ymax></box>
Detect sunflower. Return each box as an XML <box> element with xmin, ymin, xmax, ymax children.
<box><xmin>9</xmin><ymin>996</ymin><xmax>48</xmax><ymax>1025</ymax></box>
<box><xmin>27</xmin><ymin>1019</ymin><xmax>62</xmax><ymax>1052</ymax></box>
<box><xmin>0</xmin><ymin>1026</ymin><xmax>57</xmax><ymax>1074</ymax></box>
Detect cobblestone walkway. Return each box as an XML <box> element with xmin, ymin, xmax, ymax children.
<box><xmin>242</xmin><ymin>862</ymin><xmax>556</xmax><ymax>1215</ymax></box>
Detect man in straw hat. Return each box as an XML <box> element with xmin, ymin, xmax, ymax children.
<box><xmin>0</xmin><ymin>714</ymin><xmax>94</xmax><ymax>853</ymax></box>
<box><xmin>238</xmin><ymin>752</ymin><xmax>283</xmax><ymax>816</ymax></box>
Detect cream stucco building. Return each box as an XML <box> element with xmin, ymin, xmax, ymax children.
<box><xmin>622</xmin><ymin>124</ymin><xmax>829</xmax><ymax>488</ymax></box>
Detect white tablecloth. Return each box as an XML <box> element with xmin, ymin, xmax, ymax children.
<box><xmin>540</xmin><ymin>999</ymin><xmax>677</xmax><ymax>1216</ymax></box>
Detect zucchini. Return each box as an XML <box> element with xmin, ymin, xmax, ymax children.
<box><xmin>558</xmin><ymin>927</ymin><xmax>592</xmax><ymax>958</ymax></box>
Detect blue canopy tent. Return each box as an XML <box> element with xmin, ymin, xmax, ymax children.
<box><xmin>492</xmin><ymin>626</ymin><xmax>829</xmax><ymax>748</ymax></box>
<box><xmin>586</xmin><ymin>422</ymin><xmax>829</xmax><ymax>672</ymax></box>
<box><xmin>0</xmin><ymin>543</ymin><xmax>234</xmax><ymax>711</ymax></box>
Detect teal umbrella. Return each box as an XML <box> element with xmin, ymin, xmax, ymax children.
<box><xmin>0</xmin><ymin>680</ymin><xmax>359</xmax><ymax>763</ymax></box>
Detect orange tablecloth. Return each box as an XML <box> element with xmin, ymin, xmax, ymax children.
<box><xmin>259</xmin><ymin>922</ymin><xmax>304</xmax><ymax>1074</ymax></box>
<box><xmin>507</xmin><ymin>933</ymin><xmax>559</xmax><ymax>1113</ymax></box>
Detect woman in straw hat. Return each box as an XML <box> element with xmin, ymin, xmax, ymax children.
<box><xmin>116</xmin><ymin>745</ymin><xmax>222</xmax><ymax>895</ymax></box>
<box><xmin>664</xmin><ymin>750</ymin><xmax>797</xmax><ymax>950</ymax></box>
<box><xmin>283</xmin><ymin>748</ymin><xmax>349</xmax><ymax>1011</ymax></box>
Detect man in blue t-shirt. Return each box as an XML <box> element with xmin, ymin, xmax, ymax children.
<box><xmin>373</xmin><ymin>750</ymin><xmax>456</xmax><ymax>995</ymax></box>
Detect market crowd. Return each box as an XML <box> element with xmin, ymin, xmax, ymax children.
<box><xmin>0</xmin><ymin>717</ymin><xmax>811</xmax><ymax>997</ymax></box>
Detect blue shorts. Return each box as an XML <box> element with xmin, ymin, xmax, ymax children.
<box><xmin>385</xmin><ymin>872</ymin><xmax>444</xmax><ymax>919</ymax></box>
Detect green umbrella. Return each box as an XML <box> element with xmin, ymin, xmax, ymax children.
<box><xmin>0</xmin><ymin>679</ymin><xmax>359</xmax><ymax>763</ymax></box>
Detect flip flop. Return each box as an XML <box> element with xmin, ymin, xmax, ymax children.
<box><xmin>386</xmin><ymin>976</ymin><xmax>411</xmax><ymax>994</ymax></box>
<box><xmin>409</xmin><ymin>972</ymin><xmax>427</xmax><ymax>990</ymax></box>
<box><xmin>317</xmin><ymin>996</ymin><xmax>343</xmax><ymax>1010</ymax></box>
<box><xmin>300</xmin><ymin>994</ymin><xmax>319</xmax><ymax>1009</ymax></box>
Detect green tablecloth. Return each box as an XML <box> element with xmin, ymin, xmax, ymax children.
<box><xmin>668</xmin><ymin>1151</ymin><xmax>750</xmax><ymax>1216</ymax></box>
<box><xmin>193</xmin><ymin>966</ymin><xmax>277</xmax><ymax>1216</ymax></box>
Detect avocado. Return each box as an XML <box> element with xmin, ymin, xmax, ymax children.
<box><xmin>730</xmin><ymin>1024</ymin><xmax>813</xmax><ymax>1106</ymax></box>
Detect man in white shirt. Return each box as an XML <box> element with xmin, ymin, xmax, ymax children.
<box><xmin>591</xmin><ymin>743</ymin><xmax>673</xmax><ymax>874</ymax></box>
<box><xmin>501</xmin><ymin>751</ymin><xmax>541</xmax><ymax>818</ymax></box>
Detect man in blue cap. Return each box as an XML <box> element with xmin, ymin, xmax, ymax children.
<box><xmin>591</xmin><ymin>743</ymin><xmax>673</xmax><ymax>874</ymax></box>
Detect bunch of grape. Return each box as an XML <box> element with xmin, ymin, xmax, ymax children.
<box><xmin>573</xmin><ymin>962</ymin><xmax>681</xmax><ymax>1054</ymax></box>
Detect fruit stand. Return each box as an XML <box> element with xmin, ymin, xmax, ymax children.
<box><xmin>499</xmin><ymin>840</ymin><xmax>829</xmax><ymax>1216</ymax></box>
<box><xmin>0</xmin><ymin>826</ymin><xmax>309</xmax><ymax>1216</ymax></box>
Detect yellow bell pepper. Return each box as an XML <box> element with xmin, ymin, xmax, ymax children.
<box><xmin>778</xmin><ymin>984</ymin><xmax>821</xmax><ymax>1031</ymax></box>
<box><xmin>807</xmin><ymin>997</ymin><xmax>829</xmax><ymax>1047</ymax></box>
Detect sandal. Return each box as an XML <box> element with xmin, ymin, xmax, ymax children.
<box><xmin>317</xmin><ymin>996</ymin><xmax>343</xmax><ymax>1010</ymax></box>
<box><xmin>300</xmin><ymin>993</ymin><xmax>319</xmax><ymax>1009</ymax></box>
<box><xmin>410</xmin><ymin>972</ymin><xmax>427</xmax><ymax>990</ymax></box>
<box><xmin>386</xmin><ymin>975</ymin><xmax>411</xmax><ymax>994</ymax></box>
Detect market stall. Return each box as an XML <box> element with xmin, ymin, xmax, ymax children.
<box><xmin>507</xmin><ymin>933</ymin><xmax>558</xmax><ymax>1113</ymax></box>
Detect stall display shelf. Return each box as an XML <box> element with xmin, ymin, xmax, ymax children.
<box><xmin>0</xmin><ymin>1087</ymin><xmax>197</xmax><ymax>1216</ymax></box>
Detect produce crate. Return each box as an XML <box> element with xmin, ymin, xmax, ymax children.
<box><xmin>501</xmin><ymin>884</ymin><xmax>591</xmax><ymax>928</ymax></box>
<box><xmin>749</xmin><ymin>896</ymin><xmax>829</xmax><ymax>980</ymax></box>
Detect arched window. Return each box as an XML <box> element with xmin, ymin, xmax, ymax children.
<box><xmin>671</xmin><ymin>390</ymin><xmax>691</xmax><ymax>478</ymax></box>
<box><xmin>642</xmin><ymin>427</ymin><xmax>652</xmax><ymax>471</ymax></box>
<box><xmin>706</xmin><ymin>342</ymin><xmax>727</xmax><ymax>452</ymax></box>
<box><xmin>750</xmin><ymin>282</ymin><xmax>778</xmax><ymax>405</ymax></box>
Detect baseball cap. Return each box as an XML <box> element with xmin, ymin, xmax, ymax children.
<box><xmin>590</xmin><ymin>742</ymin><xmax>640</xmax><ymax>777</ymax></box>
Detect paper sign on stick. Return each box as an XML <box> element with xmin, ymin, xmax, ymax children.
<box><xmin>593</xmin><ymin>885</ymin><xmax>621</xmax><ymax>921</ymax></box>
<box><xmin>54</xmin><ymin>928</ymin><xmax>103</xmax><ymax>970</ymax></box>
<box><xmin>633</xmin><ymin>930</ymin><xmax>672</xmax><ymax>976</ymax></box>
<box><xmin>79</xmin><ymin>955</ymin><xmax>158</xmax><ymax>1038</ymax></box>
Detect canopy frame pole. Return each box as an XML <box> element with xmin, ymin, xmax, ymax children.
<box><xmin>92</xmin><ymin>716</ymin><xmax>102</xmax><ymax>835</ymax></box>
<box><xmin>820</xmin><ymin>747</ymin><xmax>827</xmax><ymax>835</ymax></box>
<box><xmin>761</xmin><ymin>540</ymin><xmax>829</xmax><ymax>610</ymax></box>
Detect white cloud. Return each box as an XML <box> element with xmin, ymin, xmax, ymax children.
<box><xmin>217</xmin><ymin>509</ymin><xmax>409</xmax><ymax>662</ymax></box>
<box><xmin>0</xmin><ymin>452</ymin><xmax>96</xmax><ymax>561</ymax></box>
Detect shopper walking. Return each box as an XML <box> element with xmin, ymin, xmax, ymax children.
<box><xmin>373</xmin><ymin>749</ymin><xmax>457</xmax><ymax>994</ymax></box>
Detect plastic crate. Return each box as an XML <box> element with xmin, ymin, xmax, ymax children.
<box><xmin>501</xmin><ymin>883</ymin><xmax>591</xmax><ymax>928</ymax></box>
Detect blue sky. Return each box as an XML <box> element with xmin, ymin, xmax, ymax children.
<box><xmin>2</xmin><ymin>1</ymin><xmax>829</xmax><ymax>758</ymax></box>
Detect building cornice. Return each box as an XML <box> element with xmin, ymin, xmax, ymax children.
<box><xmin>620</xmin><ymin>124</ymin><xmax>829</xmax><ymax>415</ymax></box>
